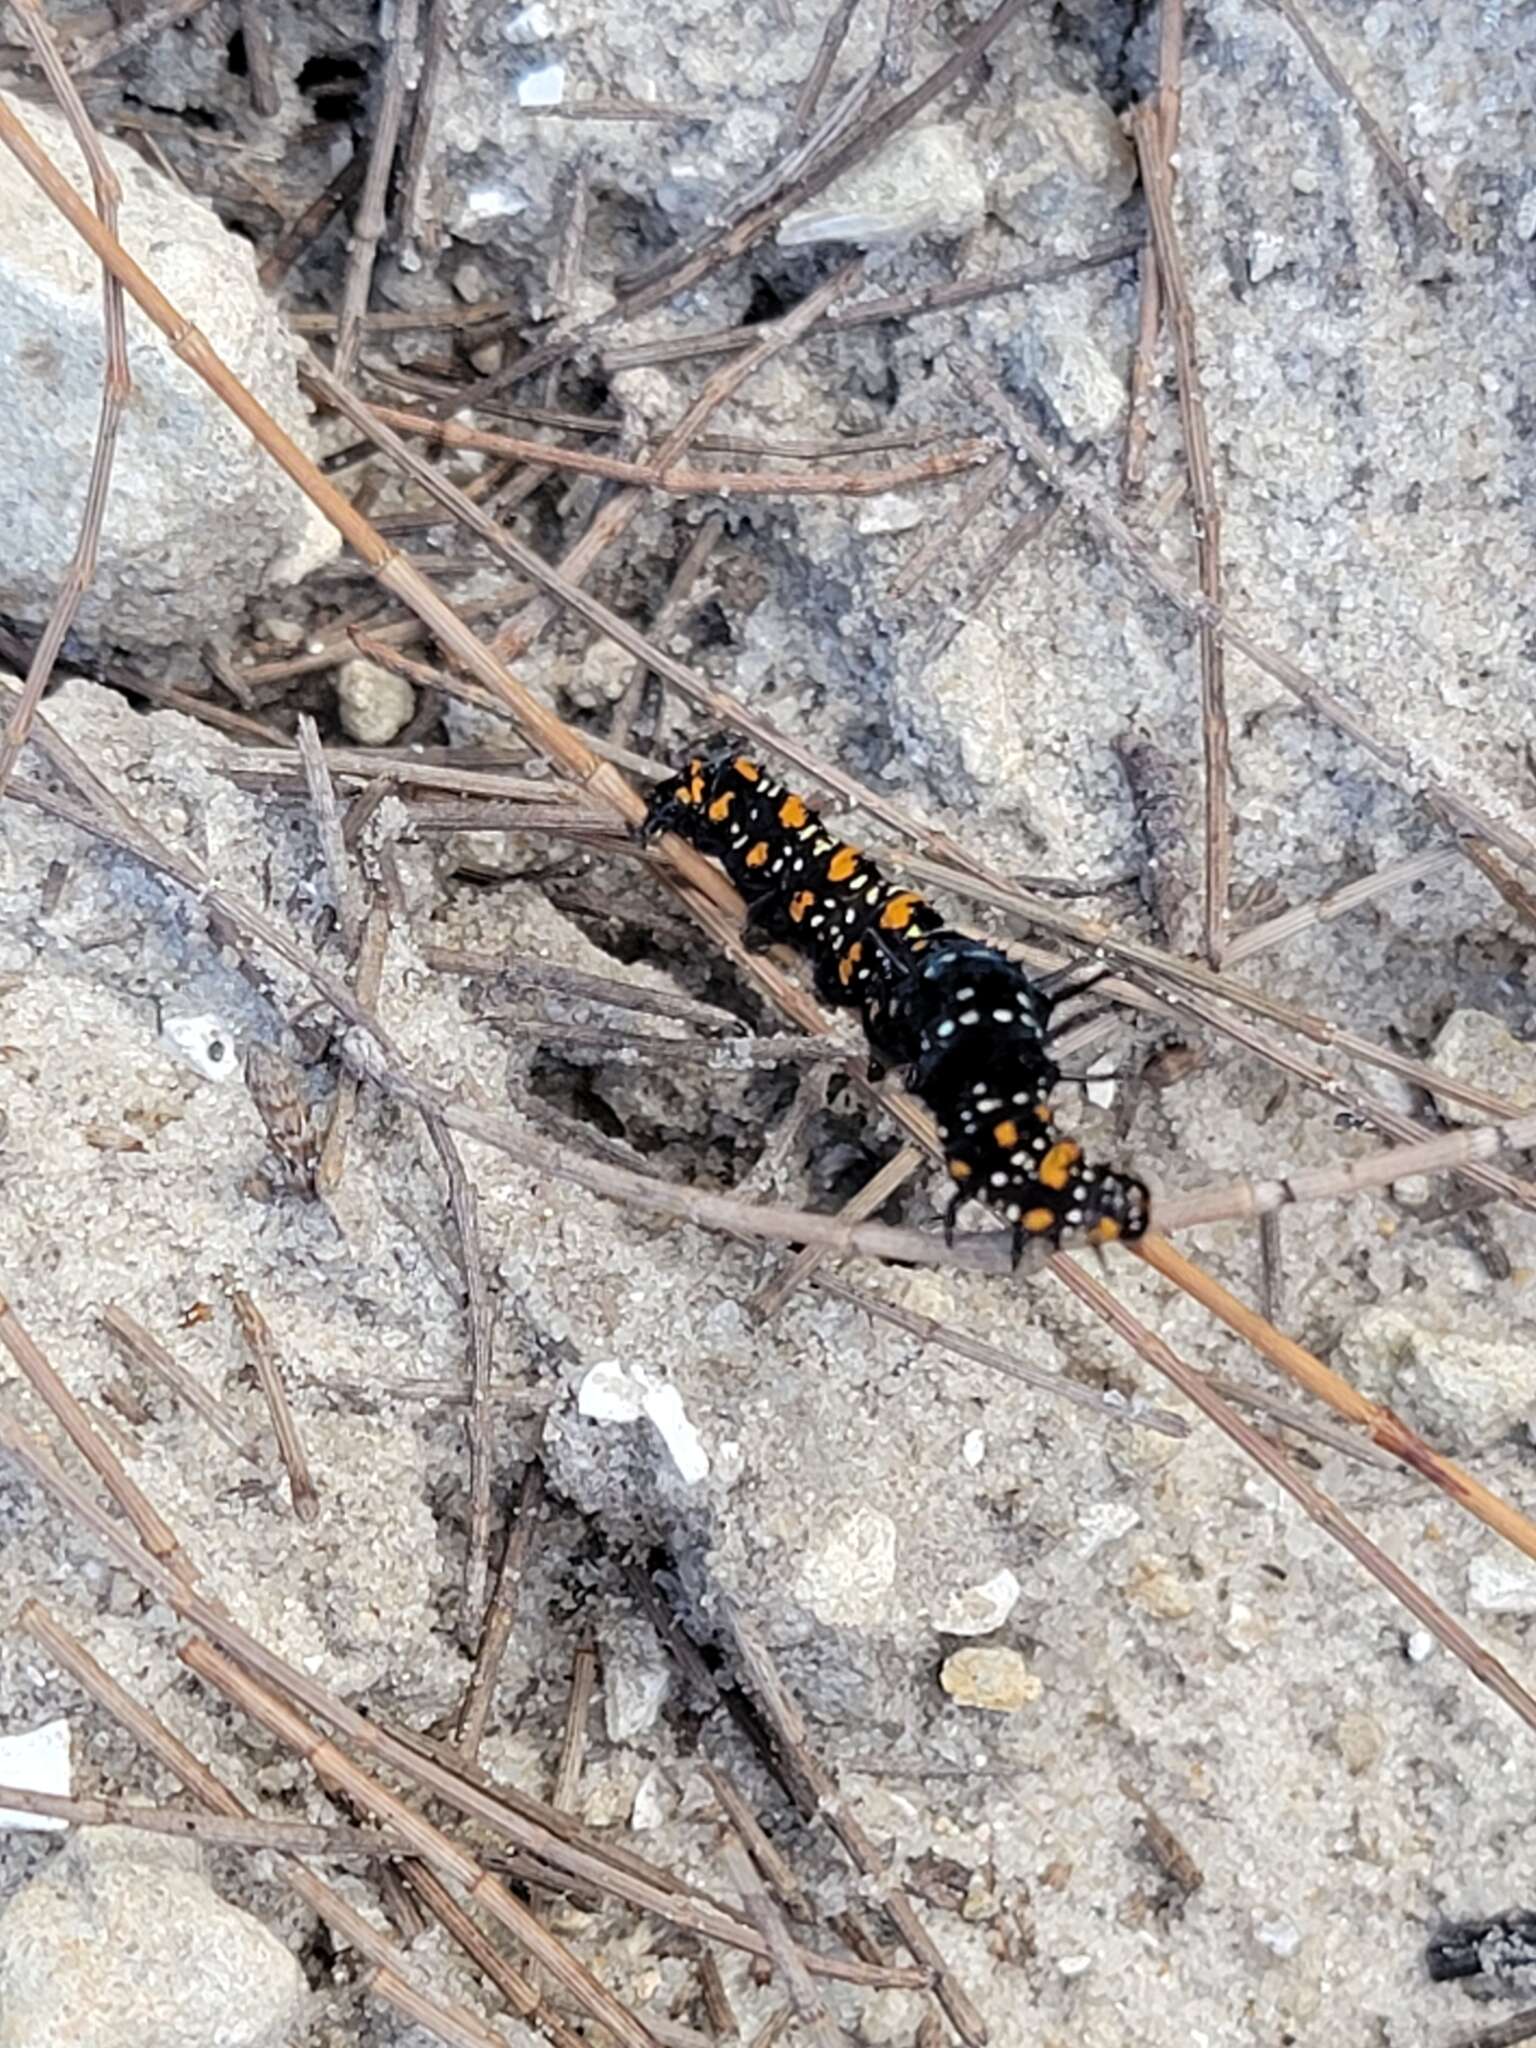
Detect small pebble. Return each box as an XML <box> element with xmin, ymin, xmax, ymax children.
<box><xmin>1125</xmin><ymin>1553</ymin><xmax>1196</xmax><ymax>1620</ymax></box>
<box><xmin>1254</xmin><ymin>1913</ymin><xmax>1303</xmax><ymax>1959</ymax></box>
<box><xmin>940</xmin><ymin>1646</ymin><xmax>1041</xmax><ymax>1713</ymax></box>
<box><xmin>336</xmin><ymin>657</ymin><xmax>415</xmax><ymax>746</ymax></box>
<box><xmin>933</xmin><ymin>1569</ymin><xmax>1021</xmax><ymax>1638</ymax></box>
<box><xmin>1333</xmin><ymin>1710</ymin><xmax>1385</xmax><ymax>1776</ymax></box>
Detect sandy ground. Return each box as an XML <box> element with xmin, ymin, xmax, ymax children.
<box><xmin>2</xmin><ymin>2</ymin><xmax>1535</xmax><ymax>2045</ymax></box>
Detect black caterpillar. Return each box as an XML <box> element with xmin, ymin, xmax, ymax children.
<box><xmin>641</xmin><ymin>736</ymin><xmax>1150</xmax><ymax>1260</ymax></box>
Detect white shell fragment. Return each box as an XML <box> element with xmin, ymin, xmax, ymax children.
<box><xmin>159</xmin><ymin>1013</ymin><xmax>239</xmax><ymax>1082</ymax></box>
<box><xmin>576</xmin><ymin>1362</ymin><xmax>710</xmax><ymax>1484</ymax></box>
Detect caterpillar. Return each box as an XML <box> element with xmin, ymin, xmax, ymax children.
<box><xmin>641</xmin><ymin>735</ymin><xmax>1150</xmax><ymax>1260</ymax></box>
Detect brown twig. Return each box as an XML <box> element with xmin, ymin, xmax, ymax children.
<box><xmin>360</xmin><ymin>401</ymin><xmax>991</xmax><ymax>495</ymax></box>
<box><xmin>1220</xmin><ymin>832</ymin><xmax>1529</xmax><ymax>965</ymax></box>
<box><xmin>612</xmin><ymin>512</ymin><xmax>726</xmax><ymax>749</ymax></box>
<box><xmin>552</xmin><ymin>1643</ymin><xmax>599</xmax><ymax>1812</ymax></box>
<box><xmin>228</xmin><ymin>1287</ymin><xmax>320</xmax><ymax>1521</ymax></box>
<box><xmin>99</xmin><ymin>1301</ymin><xmax>262</xmax><ymax>1464</ymax></box>
<box><xmin>1133</xmin><ymin>1231</ymin><xmax>1536</xmax><ymax>1564</ymax></box>
<box><xmin>0</xmin><ymin>1286</ymin><xmax>190</xmax><ymax>1578</ymax></box>
<box><xmin>396</xmin><ymin>0</ymin><xmax>446</xmax><ymax>251</ymax></box>
<box><xmin>1129</xmin><ymin>95</ymin><xmax>1230</xmax><ymax>967</ymax></box>
<box><xmin>1446</xmin><ymin>2011</ymin><xmax>1536</xmax><ymax>2048</ymax></box>
<box><xmin>599</xmin><ymin>242</ymin><xmax>1141</xmax><ymax>376</ymax></box>
<box><xmin>1153</xmin><ymin>1107</ymin><xmax>1536</xmax><ymax>1233</ymax></box>
<box><xmin>812</xmin><ymin>1273</ymin><xmax>1190</xmax><ymax>1438</ymax></box>
<box><xmin>334</xmin><ymin>0</ymin><xmax>421</xmax><ymax>378</ymax></box>
<box><xmin>315</xmin><ymin>895</ymin><xmax>390</xmax><ymax>1195</ymax></box>
<box><xmin>289</xmin><ymin>296</ymin><xmax>520</xmax><ymax>335</ymax></box>
<box><xmin>0</xmin><ymin>1781</ymin><xmax>423</xmax><ymax>1858</ymax></box>
<box><xmin>916</xmin><ymin>487</ymin><xmax>1068</xmax><ymax>673</ymax></box>
<box><xmin>794</xmin><ymin>0</ymin><xmax>864</xmax><ymax>130</ymax></box>
<box><xmin>1121</xmin><ymin>0</ymin><xmax>1184</xmax><ymax>492</ymax></box>
<box><xmin>696</xmin><ymin>1952</ymin><xmax>739</xmax><ymax>2040</ymax></box>
<box><xmin>701</xmin><ymin>1767</ymin><xmax>813</xmax><ymax>1923</ymax></box>
<box><xmin>179</xmin><ymin>1633</ymin><xmax>660</xmax><ymax>2048</ymax></box>
<box><xmin>1051</xmin><ymin>1250</ymin><xmax>1536</xmax><ymax>1733</ymax></box>
<box><xmin>18</xmin><ymin>1601</ymin><xmax>530</xmax><ymax>2048</ymax></box>
<box><xmin>889</xmin><ymin>450</ymin><xmax>1010</xmax><ymax>601</ymax></box>
<box><xmin>296</xmin><ymin>712</ymin><xmax>362</xmax><ymax>948</ymax></box>
<box><xmin>727</xmin><ymin>1606</ymin><xmax>985</xmax><ymax>2046</ymax></box>
<box><xmin>418</xmin><ymin>1107</ymin><xmax>498</xmax><ymax>1631</ymax></box>
<box><xmin>395</xmin><ymin>1857</ymin><xmax>590</xmax><ymax>2048</ymax></box>
<box><xmin>0</xmin><ymin>0</ymin><xmax>129</xmax><ymax>802</ymax></box>
<box><xmin>237</xmin><ymin>0</ymin><xmax>280</xmax><ymax>116</ymax></box>
<box><xmin>427</xmin><ymin>949</ymin><xmax>741</xmax><ymax>1034</ymax></box>
<box><xmin>457</xmin><ymin>1461</ymin><xmax>544</xmax><ymax>1758</ymax></box>
<box><xmin>722</xmin><ymin>1844</ymin><xmax>839</xmax><ymax>2048</ymax></box>
<box><xmin>257</xmin><ymin>152</ymin><xmax>366</xmax><ymax>291</ymax></box>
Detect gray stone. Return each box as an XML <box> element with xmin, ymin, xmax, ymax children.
<box><xmin>1429</xmin><ymin>1010</ymin><xmax>1536</xmax><ymax>1127</ymax></box>
<box><xmin>989</xmin><ymin>92</ymin><xmax>1137</xmax><ymax>247</ymax></box>
<box><xmin>1467</xmin><ymin>1552</ymin><xmax>1536</xmax><ymax>1616</ymax></box>
<box><xmin>0</xmin><ymin>101</ymin><xmax>337</xmax><ymax>649</ymax></box>
<box><xmin>778</xmin><ymin>125</ymin><xmax>986</xmax><ymax>249</ymax></box>
<box><xmin>335</xmin><ymin>656</ymin><xmax>416</xmax><ymax>746</ymax></box>
<box><xmin>0</xmin><ymin>1826</ymin><xmax>305</xmax><ymax>2048</ymax></box>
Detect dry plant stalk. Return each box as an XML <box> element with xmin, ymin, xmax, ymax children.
<box><xmin>229</xmin><ymin>1287</ymin><xmax>320</xmax><ymax>1521</ymax></box>
<box><xmin>180</xmin><ymin>1635</ymin><xmax>660</xmax><ymax>2048</ymax></box>
<box><xmin>1133</xmin><ymin>1232</ymin><xmax>1536</xmax><ymax>1566</ymax></box>
<box><xmin>19</xmin><ymin>1601</ymin><xmax>532</xmax><ymax>2048</ymax></box>
<box><xmin>1129</xmin><ymin>95</ymin><xmax>1231</xmax><ymax>967</ymax></box>
<box><xmin>99</xmin><ymin>1301</ymin><xmax>262</xmax><ymax>1465</ymax></box>
<box><xmin>1047</xmin><ymin>1254</ymin><xmax>1536</xmax><ymax>1734</ymax></box>
<box><xmin>1121</xmin><ymin>0</ymin><xmax>1184</xmax><ymax>493</ymax></box>
<box><xmin>0</xmin><ymin>1287</ymin><xmax>190</xmax><ymax>1580</ymax></box>
<box><xmin>0</xmin><ymin>0</ymin><xmax>130</xmax><ymax>800</ymax></box>
<box><xmin>0</xmin><ymin>1403</ymin><xmax>919</xmax><ymax>1992</ymax></box>
<box><xmin>362</xmin><ymin>399</ymin><xmax>992</xmax><ymax>495</ymax></box>
<box><xmin>333</xmin><ymin>0</ymin><xmax>421</xmax><ymax>377</ymax></box>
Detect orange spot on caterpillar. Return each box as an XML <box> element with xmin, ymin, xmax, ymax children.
<box><xmin>826</xmin><ymin>846</ymin><xmax>860</xmax><ymax>883</ymax></box>
<box><xmin>1023</xmin><ymin>1207</ymin><xmax>1057</xmax><ymax>1234</ymax></box>
<box><xmin>734</xmin><ymin>757</ymin><xmax>761</xmax><ymax>781</ymax></box>
<box><xmin>992</xmin><ymin>1119</ymin><xmax>1020</xmax><ymax>1149</ymax></box>
<box><xmin>788</xmin><ymin>890</ymin><xmax>816</xmax><ymax>923</ymax></box>
<box><xmin>744</xmin><ymin>841</ymin><xmax>770</xmax><ymax>868</ymax></box>
<box><xmin>1034</xmin><ymin>1102</ymin><xmax>1054</xmax><ymax>1122</ymax></box>
<box><xmin>838</xmin><ymin>941</ymin><xmax>864</xmax><ymax>987</ymax></box>
<box><xmin>707</xmin><ymin>791</ymin><xmax>735</xmax><ymax>822</ymax></box>
<box><xmin>1040</xmin><ymin>1141</ymin><xmax>1082</xmax><ymax>1191</ymax></box>
<box><xmin>878</xmin><ymin>891</ymin><xmax>923</xmax><ymax>932</ymax></box>
<box><xmin>1088</xmin><ymin>1217</ymin><xmax>1122</xmax><ymax>1243</ymax></box>
<box><xmin>948</xmin><ymin>1158</ymin><xmax>972</xmax><ymax>1180</ymax></box>
<box><xmin>778</xmin><ymin>793</ymin><xmax>809</xmax><ymax>828</ymax></box>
